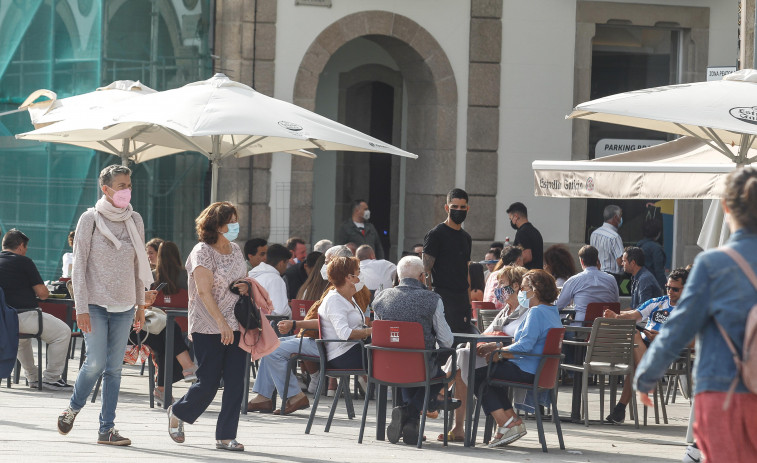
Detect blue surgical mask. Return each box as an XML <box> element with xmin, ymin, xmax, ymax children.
<box><xmin>223</xmin><ymin>222</ymin><xmax>239</xmax><ymax>241</ymax></box>
<box><xmin>517</xmin><ymin>290</ymin><xmax>531</xmax><ymax>307</ymax></box>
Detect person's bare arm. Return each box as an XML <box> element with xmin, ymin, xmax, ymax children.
<box><xmin>277</xmin><ymin>319</ymin><xmax>319</xmax><ymax>333</ymax></box>
<box><xmin>522</xmin><ymin>248</ymin><xmax>533</xmax><ymax>265</ymax></box>
<box><xmin>348</xmin><ymin>326</ymin><xmax>372</xmax><ymax>340</ymax></box>
<box><xmin>604</xmin><ymin>309</ymin><xmax>642</xmax><ymax>321</ymax></box>
<box><xmin>33</xmin><ymin>284</ymin><xmax>49</xmax><ymax>300</ymax></box>
<box><xmin>422</xmin><ymin>253</ymin><xmax>435</xmax><ymax>290</ymax></box>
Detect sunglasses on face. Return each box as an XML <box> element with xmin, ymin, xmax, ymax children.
<box><xmin>664</xmin><ymin>285</ymin><xmax>682</xmax><ymax>293</ymax></box>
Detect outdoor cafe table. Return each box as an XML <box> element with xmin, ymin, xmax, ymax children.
<box><xmin>452</xmin><ymin>332</ymin><xmax>512</xmax><ymax>447</ymax></box>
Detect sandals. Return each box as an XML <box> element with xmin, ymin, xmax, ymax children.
<box><xmin>487</xmin><ymin>416</ymin><xmax>527</xmax><ymax>448</ymax></box>
<box><xmin>167</xmin><ymin>405</ymin><xmax>185</xmax><ymax>443</ymax></box>
<box><xmin>216</xmin><ymin>439</ymin><xmax>244</xmax><ymax>451</ymax></box>
<box><xmin>437</xmin><ymin>431</ymin><xmax>464</xmax><ymax>442</ymax></box>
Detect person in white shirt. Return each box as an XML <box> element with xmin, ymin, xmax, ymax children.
<box><xmin>248</xmin><ymin>244</ymin><xmax>291</xmax><ymax>317</ymax></box>
<box><xmin>61</xmin><ymin>231</ymin><xmax>75</xmax><ymax>278</ymax></box>
<box><xmin>590</xmin><ymin>205</ymin><xmax>624</xmax><ymax>274</ymax></box>
<box><xmin>356</xmin><ymin>245</ymin><xmax>396</xmax><ymax>295</ymax></box>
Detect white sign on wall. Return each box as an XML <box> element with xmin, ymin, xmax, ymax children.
<box><xmin>707</xmin><ymin>66</ymin><xmax>737</xmax><ymax>81</ymax></box>
<box><xmin>595</xmin><ymin>138</ymin><xmax>665</xmax><ymax>158</ymax></box>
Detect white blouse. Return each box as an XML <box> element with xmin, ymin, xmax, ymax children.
<box><xmin>318</xmin><ymin>289</ymin><xmax>365</xmax><ymax>360</ymax></box>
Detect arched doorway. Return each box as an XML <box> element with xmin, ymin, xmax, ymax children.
<box><xmin>293</xmin><ymin>11</ymin><xmax>458</xmax><ymax>259</ymax></box>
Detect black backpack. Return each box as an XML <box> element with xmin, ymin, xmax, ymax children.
<box><xmin>230</xmin><ymin>280</ymin><xmax>262</xmax><ymax>332</ymax></box>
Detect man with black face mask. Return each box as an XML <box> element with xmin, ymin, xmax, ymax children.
<box><xmin>506</xmin><ymin>202</ymin><xmax>543</xmax><ymax>270</ymax></box>
<box><xmin>422</xmin><ymin>188</ymin><xmax>473</xmax><ymax>333</ymax></box>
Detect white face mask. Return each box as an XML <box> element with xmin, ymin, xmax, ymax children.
<box><xmin>353</xmin><ymin>274</ymin><xmax>365</xmax><ymax>292</ymax></box>
<box><xmin>363</xmin><ymin>209</ymin><xmax>371</xmax><ymax>220</ymax></box>
<box><xmin>320</xmin><ymin>263</ymin><xmax>329</xmax><ymax>280</ymax></box>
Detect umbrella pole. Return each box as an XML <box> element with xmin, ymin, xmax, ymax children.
<box><xmin>210</xmin><ymin>135</ymin><xmax>221</xmax><ymax>203</ymax></box>
<box><xmin>121</xmin><ymin>139</ymin><xmax>129</xmax><ymax>166</ymax></box>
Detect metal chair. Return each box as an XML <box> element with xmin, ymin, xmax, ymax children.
<box><xmin>561</xmin><ymin>317</ymin><xmax>639</xmax><ymax>428</ymax></box>
<box><xmin>478</xmin><ymin>309</ymin><xmax>500</xmax><ymax>333</ymax></box>
<box><xmin>472</xmin><ymin>328</ymin><xmax>566</xmax><ymax>452</ymax></box>
<box><xmin>305</xmin><ymin>316</ymin><xmax>366</xmax><ymax>434</ymax></box>
<box><xmin>12</xmin><ymin>307</ymin><xmax>44</xmax><ymax>390</ymax></box>
<box><xmin>472</xmin><ymin>301</ymin><xmax>495</xmax><ymax>329</ymax></box>
<box><xmin>357</xmin><ymin>320</ymin><xmax>456</xmax><ymax>449</ymax></box>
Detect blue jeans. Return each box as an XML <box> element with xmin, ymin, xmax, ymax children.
<box><xmin>69</xmin><ymin>305</ymin><xmax>135</xmax><ymax>433</ymax></box>
<box><xmin>252</xmin><ymin>336</ymin><xmax>318</xmax><ymax>400</ymax></box>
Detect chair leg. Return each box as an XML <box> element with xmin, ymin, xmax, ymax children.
<box><xmin>417</xmin><ymin>384</ymin><xmax>431</xmax><ymax>449</ymax></box>
<box><xmin>92</xmin><ymin>375</ymin><xmax>102</xmax><ymax>403</ymax></box>
<box><xmin>551</xmin><ymin>389</ymin><xmax>565</xmax><ymax>450</ymax></box>
<box><xmin>282</xmin><ymin>357</ymin><xmax>297</xmax><ymax>410</ymax></box>
<box><xmin>473</xmin><ymin>384</ymin><xmax>486</xmax><ymax>445</ymax></box>
<box><xmin>305</xmin><ymin>370</ymin><xmax>326</xmax><ymax>434</ymax></box>
<box><xmin>325</xmin><ymin>378</ymin><xmax>345</xmax><ymax>433</ymax></box>
<box><xmin>631</xmin><ymin>385</ymin><xmax>640</xmax><ymax>429</ymax></box>
<box><xmin>344</xmin><ymin>384</ymin><xmax>356</xmax><ymax>419</ymax></box>
<box><xmin>483</xmin><ymin>413</ymin><xmax>493</xmax><ymax>445</ymax></box>
<box><xmin>148</xmin><ymin>356</ymin><xmax>156</xmax><ymax>408</ymax></box>
<box><xmin>598</xmin><ymin>374</ymin><xmax>605</xmax><ymax>425</ymax></box>
<box><xmin>533</xmin><ymin>387</ymin><xmax>547</xmax><ymax>452</ymax></box>
<box><xmin>658</xmin><ymin>380</ymin><xmax>668</xmax><ymax>424</ymax></box>
<box><xmin>36</xmin><ymin>337</ymin><xmax>43</xmax><ymax>391</ymax></box>
<box><xmin>582</xmin><ymin>368</ymin><xmax>589</xmax><ymax>426</ymax></box>
<box><xmin>358</xmin><ymin>381</ymin><xmax>374</xmax><ymax>444</ymax></box>
<box><xmin>653</xmin><ymin>383</ymin><xmax>660</xmax><ymax>424</ymax></box>
<box><xmin>442</xmin><ymin>382</ymin><xmax>449</xmax><ymax>446</ymax></box>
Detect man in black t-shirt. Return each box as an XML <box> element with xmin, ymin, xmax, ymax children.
<box><xmin>506</xmin><ymin>202</ymin><xmax>543</xmax><ymax>270</ymax></box>
<box><xmin>0</xmin><ymin>229</ymin><xmax>72</xmax><ymax>390</ymax></box>
<box><xmin>423</xmin><ymin>188</ymin><xmax>473</xmax><ymax>333</ymax></box>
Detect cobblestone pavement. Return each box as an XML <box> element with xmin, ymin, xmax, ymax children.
<box><xmin>1</xmin><ymin>361</ymin><xmax>690</xmax><ymax>462</ymax></box>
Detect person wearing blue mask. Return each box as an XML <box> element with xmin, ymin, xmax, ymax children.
<box><xmin>590</xmin><ymin>205</ymin><xmax>624</xmax><ymax>275</ymax></box>
<box><xmin>165</xmin><ymin>201</ymin><xmax>250</xmax><ymax>451</ymax></box>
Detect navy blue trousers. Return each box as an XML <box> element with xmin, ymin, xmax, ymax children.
<box><xmin>172</xmin><ymin>331</ymin><xmax>246</xmax><ymax>440</ymax></box>
<box><xmin>474</xmin><ymin>360</ymin><xmax>534</xmax><ymax>415</ymax></box>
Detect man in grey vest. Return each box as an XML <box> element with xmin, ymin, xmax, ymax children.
<box><xmin>373</xmin><ymin>256</ymin><xmax>454</xmax><ymax>445</ymax></box>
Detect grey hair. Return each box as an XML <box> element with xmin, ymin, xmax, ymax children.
<box><xmin>99</xmin><ymin>165</ymin><xmax>132</xmax><ymax>189</ymax></box>
<box><xmin>325</xmin><ymin>245</ymin><xmax>352</xmax><ymax>262</ymax></box>
<box><xmin>603</xmin><ymin>205</ymin><xmax>622</xmax><ymax>222</ymax></box>
<box><xmin>314</xmin><ymin>239</ymin><xmax>333</xmax><ymax>253</ymax></box>
<box><xmin>397</xmin><ymin>256</ymin><xmax>424</xmax><ymax>280</ymax></box>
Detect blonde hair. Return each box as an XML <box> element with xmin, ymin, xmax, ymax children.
<box><xmin>497</xmin><ymin>265</ymin><xmax>528</xmax><ymax>288</ymax></box>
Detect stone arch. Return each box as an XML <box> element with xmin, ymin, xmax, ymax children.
<box><xmin>291</xmin><ymin>11</ymin><xmax>458</xmax><ymax>250</ymax></box>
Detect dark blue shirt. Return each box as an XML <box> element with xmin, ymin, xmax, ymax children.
<box><xmin>630</xmin><ymin>266</ymin><xmax>662</xmax><ymax>309</ymax></box>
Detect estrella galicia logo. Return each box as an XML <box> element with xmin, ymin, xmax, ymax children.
<box><xmin>278</xmin><ymin>121</ymin><xmax>303</xmax><ymax>131</ymax></box>
<box><xmin>730</xmin><ymin>107</ymin><xmax>757</xmax><ymax>125</ymax></box>
<box><xmin>586</xmin><ymin>177</ymin><xmax>595</xmax><ymax>192</ymax></box>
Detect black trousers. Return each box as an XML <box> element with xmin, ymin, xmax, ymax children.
<box><xmin>473</xmin><ymin>360</ymin><xmax>534</xmax><ymax>415</ymax></box>
<box><xmin>327</xmin><ymin>343</ymin><xmax>366</xmax><ymax>370</ymax></box>
<box><xmin>434</xmin><ymin>287</ymin><xmax>473</xmax><ymax>333</ymax></box>
<box><xmin>172</xmin><ymin>331</ymin><xmax>246</xmax><ymax>440</ymax></box>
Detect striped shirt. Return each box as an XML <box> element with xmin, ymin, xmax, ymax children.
<box><xmin>590</xmin><ymin>222</ymin><xmax>624</xmax><ymax>274</ymax></box>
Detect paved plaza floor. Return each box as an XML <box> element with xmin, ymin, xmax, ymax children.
<box><xmin>1</xmin><ymin>360</ymin><xmax>692</xmax><ymax>462</ymax></box>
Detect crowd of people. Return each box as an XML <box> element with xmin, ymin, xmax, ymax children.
<box><xmin>1</xmin><ymin>164</ymin><xmax>756</xmax><ymax>463</ymax></box>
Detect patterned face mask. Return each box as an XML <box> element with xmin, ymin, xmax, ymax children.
<box><xmin>494</xmin><ymin>285</ymin><xmax>514</xmax><ymax>301</ymax></box>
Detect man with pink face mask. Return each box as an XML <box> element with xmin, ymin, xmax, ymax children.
<box><xmin>58</xmin><ymin>164</ymin><xmax>154</xmax><ymax>447</ymax></box>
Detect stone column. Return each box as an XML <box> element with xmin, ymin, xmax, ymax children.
<box><xmin>213</xmin><ymin>0</ymin><xmax>277</xmax><ymax>240</ymax></box>
<box><xmin>465</xmin><ymin>0</ymin><xmax>502</xmax><ymax>259</ymax></box>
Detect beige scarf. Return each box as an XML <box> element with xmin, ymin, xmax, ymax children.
<box><xmin>93</xmin><ymin>196</ymin><xmax>154</xmax><ymax>288</ymax></box>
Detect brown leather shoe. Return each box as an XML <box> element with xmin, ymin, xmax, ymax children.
<box><xmin>273</xmin><ymin>395</ymin><xmax>310</xmax><ymax>415</ymax></box>
<box><xmin>247</xmin><ymin>399</ymin><xmax>273</xmax><ymax>413</ymax></box>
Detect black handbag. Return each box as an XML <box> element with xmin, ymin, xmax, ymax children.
<box><xmin>229</xmin><ymin>280</ymin><xmax>262</xmax><ymax>332</ymax></box>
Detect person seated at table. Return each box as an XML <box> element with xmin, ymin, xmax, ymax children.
<box><xmin>246</xmin><ymin>246</ymin><xmax>368</xmax><ymax>414</ymax></box>
<box><xmin>440</xmin><ymin>265</ymin><xmax>528</xmax><ymax>442</ymax></box>
<box><xmin>372</xmin><ymin>256</ymin><xmax>454</xmax><ymax>445</ymax></box>
<box><xmin>603</xmin><ymin>267</ymin><xmax>690</xmax><ymax>424</ymax></box>
<box><xmin>296</xmin><ymin>253</ymin><xmax>328</xmax><ymax>301</ymax></box>
<box><xmin>61</xmin><ymin>231</ymin><xmax>75</xmax><ymax>279</ymax></box>
<box><xmin>248</xmin><ymin>243</ymin><xmax>292</xmax><ymax>317</ymax></box>
<box><xmin>483</xmin><ymin>245</ymin><xmax>524</xmax><ymax>310</ymax></box>
<box><xmin>473</xmin><ymin>269</ymin><xmax>562</xmax><ymax>447</ymax></box>
<box><xmin>555</xmin><ymin>245</ymin><xmax>619</xmax><ymax>326</ymax></box>
<box><xmin>0</xmin><ymin>228</ymin><xmax>73</xmax><ymax>390</ymax></box>
<box><xmin>133</xmin><ymin>241</ymin><xmax>195</xmax><ymax>406</ymax></box>
<box><xmin>146</xmin><ymin>237</ymin><xmax>164</xmax><ymax>270</ymax></box>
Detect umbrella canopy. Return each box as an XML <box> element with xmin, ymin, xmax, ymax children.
<box><xmin>17</xmin><ymin>80</ymin><xmax>185</xmax><ymax>164</ymax></box>
<box><xmin>567</xmin><ymin>69</ymin><xmax>757</xmax><ymax>165</ymax></box>
<box><xmin>17</xmin><ymin>73</ymin><xmax>417</xmax><ymax>201</ymax></box>
<box><xmin>532</xmin><ymin>136</ymin><xmax>741</xmax><ymax>199</ymax></box>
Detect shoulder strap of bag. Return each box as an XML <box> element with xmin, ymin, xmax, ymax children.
<box><xmin>715</xmin><ymin>247</ymin><xmax>757</xmax><ymax>409</ymax></box>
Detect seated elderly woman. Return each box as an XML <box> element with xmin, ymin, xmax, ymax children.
<box><xmin>473</xmin><ymin>269</ymin><xmax>562</xmax><ymax>447</ymax></box>
<box><xmin>440</xmin><ymin>265</ymin><xmax>528</xmax><ymax>441</ymax></box>
<box><xmin>246</xmin><ymin>246</ymin><xmax>371</xmax><ymax>415</ymax></box>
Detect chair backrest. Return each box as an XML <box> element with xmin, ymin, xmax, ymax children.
<box><xmin>290</xmin><ymin>299</ymin><xmax>314</xmax><ymax>321</ymax></box>
<box><xmin>478</xmin><ymin>309</ymin><xmax>499</xmax><ymax>330</ymax></box>
<box><xmin>472</xmin><ymin>301</ymin><xmax>495</xmax><ymax>321</ymax></box>
<box><xmin>155</xmin><ymin>289</ymin><xmax>189</xmax><ymax>332</ymax></box>
<box><xmin>537</xmin><ymin>328</ymin><xmax>565</xmax><ymax>389</ymax></box>
<box><xmin>38</xmin><ymin>301</ymin><xmax>69</xmax><ymax>326</ymax></box>
<box><xmin>584</xmin><ymin>302</ymin><xmax>620</xmax><ymax>326</ymax></box>
<box><xmin>370</xmin><ymin>320</ymin><xmax>426</xmax><ymax>384</ymax></box>
<box><xmin>585</xmin><ymin>318</ymin><xmax>636</xmax><ymax>367</ymax></box>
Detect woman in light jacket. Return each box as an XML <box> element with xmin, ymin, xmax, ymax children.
<box><xmin>57</xmin><ymin>165</ymin><xmax>153</xmax><ymax>446</ymax></box>
<box><xmin>635</xmin><ymin>166</ymin><xmax>757</xmax><ymax>463</ymax></box>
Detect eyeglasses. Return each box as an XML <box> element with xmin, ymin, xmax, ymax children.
<box><xmin>664</xmin><ymin>285</ymin><xmax>682</xmax><ymax>293</ymax></box>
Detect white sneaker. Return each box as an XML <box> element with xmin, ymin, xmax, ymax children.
<box><xmin>682</xmin><ymin>444</ymin><xmax>702</xmax><ymax>463</ymax></box>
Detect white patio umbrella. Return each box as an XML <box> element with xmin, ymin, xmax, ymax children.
<box><xmin>16</xmin><ymin>80</ymin><xmax>183</xmax><ymax>165</ymax></box>
<box><xmin>532</xmin><ymin>136</ymin><xmax>740</xmax><ymax>199</ymax></box>
<box><xmin>567</xmin><ymin>69</ymin><xmax>757</xmax><ymax>166</ymax></box>
<box><xmin>17</xmin><ymin>73</ymin><xmax>417</xmax><ymax>201</ymax></box>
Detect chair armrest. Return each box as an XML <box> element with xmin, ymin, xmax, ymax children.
<box><xmin>564</xmin><ymin>326</ymin><xmax>591</xmax><ymax>333</ymax></box>
<box><xmin>561</xmin><ymin>340</ymin><xmax>589</xmax><ymax>347</ymax></box>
